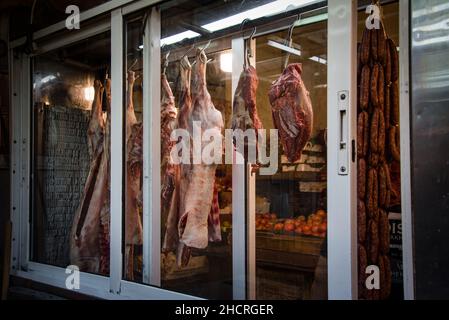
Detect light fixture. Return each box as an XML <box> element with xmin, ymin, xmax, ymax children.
<box><xmin>267</xmin><ymin>40</ymin><xmax>302</xmax><ymax>56</ymax></box>
<box><xmin>160</xmin><ymin>30</ymin><xmax>201</xmax><ymax>46</ymax></box>
<box><xmin>309</xmin><ymin>56</ymin><xmax>327</xmax><ymax>65</ymax></box>
<box><xmin>160</xmin><ymin>0</ymin><xmax>318</xmax><ymax>46</ymax></box>
<box><xmin>40</xmin><ymin>75</ymin><xmax>56</xmax><ymax>83</ymax></box>
<box><xmin>220</xmin><ymin>52</ymin><xmax>233</xmax><ymax>73</ymax></box>
<box><xmin>84</xmin><ymin>86</ymin><xmax>95</xmax><ymax>102</ymax></box>
<box><xmin>202</xmin><ymin>0</ymin><xmax>317</xmax><ymax>32</ymax></box>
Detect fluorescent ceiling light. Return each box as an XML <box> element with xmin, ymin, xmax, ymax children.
<box><xmin>267</xmin><ymin>40</ymin><xmax>301</xmax><ymax>56</ymax></box>
<box><xmin>41</xmin><ymin>75</ymin><xmax>56</xmax><ymax>83</ymax></box>
<box><xmin>203</xmin><ymin>0</ymin><xmax>317</xmax><ymax>32</ymax></box>
<box><xmin>161</xmin><ymin>30</ymin><xmax>201</xmax><ymax>46</ymax></box>
<box><xmin>160</xmin><ymin>0</ymin><xmax>317</xmax><ymax>46</ymax></box>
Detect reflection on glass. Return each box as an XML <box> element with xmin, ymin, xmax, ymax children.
<box><xmin>31</xmin><ymin>32</ymin><xmax>111</xmax><ymax>275</ymax></box>
<box><xmin>253</xmin><ymin>19</ymin><xmax>328</xmax><ymax>300</ymax></box>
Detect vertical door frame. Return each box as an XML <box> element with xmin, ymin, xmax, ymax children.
<box><xmin>327</xmin><ymin>0</ymin><xmax>358</xmax><ymax>300</ymax></box>
<box><xmin>9</xmin><ymin>49</ymin><xmax>31</xmax><ymax>274</ymax></box>
<box><xmin>231</xmin><ymin>37</ymin><xmax>247</xmax><ymax>300</ymax></box>
<box><xmin>398</xmin><ymin>0</ymin><xmax>414</xmax><ymax>301</ymax></box>
<box><xmin>110</xmin><ymin>7</ymin><xmax>124</xmax><ymax>294</ymax></box>
<box><xmin>142</xmin><ymin>6</ymin><xmax>161</xmax><ymax>287</ymax></box>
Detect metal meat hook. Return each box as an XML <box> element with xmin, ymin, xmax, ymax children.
<box><xmin>284</xmin><ymin>13</ymin><xmax>302</xmax><ymax>69</ymax></box>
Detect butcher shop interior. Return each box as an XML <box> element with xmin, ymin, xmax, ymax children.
<box><xmin>2</xmin><ymin>0</ymin><xmax>449</xmax><ymax>301</ymax></box>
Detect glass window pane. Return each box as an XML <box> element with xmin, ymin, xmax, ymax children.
<box><xmin>31</xmin><ymin>31</ymin><xmax>111</xmax><ymax>275</ymax></box>
<box><xmin>253</xmin><ymin>17</ymin><xmax>328</xmax><ymax>300</ymax></box>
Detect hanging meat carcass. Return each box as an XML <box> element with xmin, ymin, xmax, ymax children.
<box><xmin>99</xmin><ymin>78</ymin><xmax>112</xmax><ymax>275</ymax></box>
<box><xmin>70</xmin><ymin>79</ymin><xmax>110</xmax><ymax>273</ymax></box>
<box><xmin>176</xmin><ymin>49</ymin><xmax>224</xmax><ymax>266</ymax></box>
<box><xmin>268</xmin><ymin>63</ymin><xmax>313</xmax><ymax>163</ymax></box>
<box><xmin>124</xmin><ymin>122</ymin><xmax>143</xmax><ymax>280</ymax></box>
<box><xmin>163</xmin><ymin>56</ymin><xmax>193</xmax><ymax>256</ymax></box>
<box><xmin>87</xmin><ymin>80</ymin><xmax>105</xmax><ymax>160</ymax></box>
<box><xmin>231</xmin><ymin>65</ymin><xmax>263</xmax><ymax>158</ymax></box>
<box><xmin>161</xmin><ymin>71</ymin><xmax>178</xmax><ymax>202</ymax></box>
<box><xmin>124</xmin><ymin>70</ymin><xmax>144</xmax><ymax>280</ymax></box>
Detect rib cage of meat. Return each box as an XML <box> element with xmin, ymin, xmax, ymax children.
<box><xmin>231</xmin><ymin>65</ymin><xmax>263</xmax><ymax>156</ymax></box>
<box><xmin>268</xmin><ymin>63</ymin><xmax>313</xmax><ymax>163</ymax></box>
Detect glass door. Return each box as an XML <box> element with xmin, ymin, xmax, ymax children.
<box><xmin>247</xmin><ymin>15</ymin><xmax>329</xmax><ymax>300</ymax></box>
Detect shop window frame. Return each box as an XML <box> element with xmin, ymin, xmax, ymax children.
<box><xmin>8</xmin><ymin>0</ymin><xmax>412</xmax><ymax>300</ymax></box>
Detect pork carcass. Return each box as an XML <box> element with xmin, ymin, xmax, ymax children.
<box><xmin>231</xmin><ymin>65</ymin><xmax>263</xmax><ymax>157</ymax></box>
<box><xmin>176</xmin><ymin>49</ymin><xmax>224</xmax><ymax>265</ymax></box>
<box><xmin>163</xmin><ymin>56</ymin><xmax>192</xmax><ymax>254</ymax></box>
<box><xmin>268</xmin><ymin>63</ymin><xmax>313</xmax><ymax>163</ymax></box>
<box><xmin>70</xmin><ymin>79</ymin><xmax>110</xmax><ymax>273</ymax></box>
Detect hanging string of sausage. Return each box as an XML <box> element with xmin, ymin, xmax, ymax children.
<box><xmin>357</xmin><ymin>2</ymin><xmax>399</xmax><ymax>300</ymax></box>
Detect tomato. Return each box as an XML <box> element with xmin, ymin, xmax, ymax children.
<box><xmin>274</xmin><ymin>223</ymin><xmax>284</xmax><ymax>231</ymax></box>
<box><xmin>319</xmin><ymin>222</ymin><xmax>327</xmax><ymax>232</ymax></box>
<box><xmin>284</xmin><ymin>223</ymin><xmax>295</xmax><ymax>232</ymax></box>
<box><xmin>298</xmin><ymin>216</ymin><xmax>306</xmax><ymax>221</ymax></box>
<box><xmin>312</xmin><ymin>226</ymin><xmax>319</xmax><ymax>233</ymax></box>
<box><xmin>295</xmin><ymin>227</ymin><xmax>303</xmax><ymax>234</ymax></box>
<box><xmin>316</xmin><ymin>209</ymin><xmax>327</xmax><ymax>218</ymax></box>
<box><xmin>270</xmin><ymin>214</ymin><xmax>277</xmax><ymax>220</ymax></box>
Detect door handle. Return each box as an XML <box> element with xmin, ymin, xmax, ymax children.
<box><xmin>338</xmin><ymin>91</ymin><xmax>349</xmax><ymax>176</ymax></box>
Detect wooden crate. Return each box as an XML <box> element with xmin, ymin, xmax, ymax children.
<box><xmin>256</xmin><ymin>232</ymin><xmax>324</xmax><ymax>272</ymax></box>
<box><xmin>257</xmin><ymin>232</ymin><xmax>324</xmax><ymax>255</ymax></box>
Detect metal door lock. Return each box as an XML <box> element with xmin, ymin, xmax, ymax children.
<box><xmin>338</xmin><ymin>90</ymin><xmax>349</xmax><ymax>176</ymax></box>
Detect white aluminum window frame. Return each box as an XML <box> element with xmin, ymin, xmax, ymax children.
<box><xmin>8</xmin><ymin>0</ymin><xmax>412</xmax><ymax>300</ymax></box>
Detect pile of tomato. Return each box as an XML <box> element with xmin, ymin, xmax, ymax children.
<box><xmin>256</xmin><ymin>210</ymin><xmax>327</xmax><ymax>238</ymax></box>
